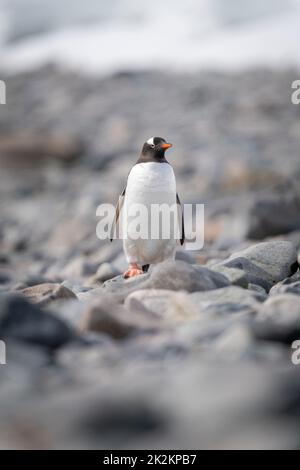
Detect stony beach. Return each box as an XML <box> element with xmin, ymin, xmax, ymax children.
<box><xmin>0</xmin><ymin>66</ymin><xmax>300</xmax><ymax>449</ymax></box>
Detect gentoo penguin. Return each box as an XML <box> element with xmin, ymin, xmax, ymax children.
<box><xmin>111</xmin><ymin>137</ymin><xmax>184</xmax><ymax>278</ymax></box>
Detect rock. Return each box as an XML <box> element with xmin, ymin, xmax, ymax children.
<box><xmin>47</xmin><ymin>299</ymin><xmax>86</xmax><ymax>330</ymax></box>
<box><xmin>102</xmin><ymin>261</ymin><xmax>230</xmax><ymax>301</ymax></box>
<box><xmin>1</xmin><ymin>225</ymin><xmax>30</xmax><ymax>253</ymax></box>
<box><xmin>270</xmin><ymin>272</ymin><xmax>300</xmax><ymax>296</ymax></box>
<box><xmin>253</xmin><ymin>294</ymin><xmax>300</xmax><ymax>344</ymax></box>
<box><xmin>213</xmin><ymin>323</ymin><xmax>287</xmax><ymax>362</ymax></box>
<box><xmin>80</xmin><ymin>296</ymin><xmax>159</xmax><ymax>339</ymax></box>
<box><xmin>87</xmin><ymin>262</ymin><xmax>121</xmax><ymax>285</ymax></box>
<box><xmin>19</xmin><ymin>275</ymin><xmax>63</xmax><ymax>288</ymax></box>
<box><xmin>61</xmin><ymin>280</ymin><xmax>91</xmax><ymax>294</ymax></box>
<box><xmin>189</xmin><ymin>285</ymin><xmax>266</xmax><ymax>308</ymax></box>
<box><xmin>0</xmin><ymin>294</ymin><xmax>76</xmax><ymax>350</ymax></box>
<box><xmin>76</xmin><ymin>396</ymin><xmax>164</xmax><ymax>441</ymax></box>
<box><xmin>125</xmin><ymin>286</ymin><xmax>264</xmax><ymax>320</ymax></box>
<box><xmin>0</xmin><ymin>131</ymin><xmax>83</xmax><ymax>169</ymax></box>
<box><xmin>213</xmin><ymin>323</ymin><xmax>256</xmax><ymax>358</ymax></box>
<box><xmin>125</xmin><ymin>290</ymin><xmax>198</xmax><ymax>321</ymax></box>
<box><xmin>142</xmin><ymin>260</ymin><xmax>230</xmax><ymax>293</ymax></box>
<box><xmin>248</xmin><ymin>284</ymin><xmax>267</xmax><ymax>296</ymax></box>
<box><xmin>220</xmin><ymin>241</ymin><xmax>298</xmax><ymax>291</ymax></box>
<box><xmin>20</xmin><ymin>283</ymin><xmax>77</xmax><ymax>306</ymax></box>
<box><xmin>0</xmin><ymin>270</ymin><xmax>11</xmax><ymax>284</ymax></box>
<box><xmin>77</xmin><ymin>287</ymin><xmax>109</xmax><ymax>302</ymax></box>
<box><xmin>209</xmin><ymin>265</ymin><xmax>248</xmax><ymax>288</ymax></box>
<box><xmin>102</xmin><ymin>273</ymin><xmax>149</xmax><ymax>301</ymax></box>
<box><xmin>2</xmin><ymin>340</ymin><xmax>51</xmax><ymax>372</ymax></box>
<box><xmin>244</xmin><ymin>192</ymin><xmax>300</xmax><ymax>240</ymax></box>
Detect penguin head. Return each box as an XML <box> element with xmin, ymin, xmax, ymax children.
<box><xmin>141</xmin><ymin>137</ymin><xmax>172</xmax><ymax>161</ymax></box>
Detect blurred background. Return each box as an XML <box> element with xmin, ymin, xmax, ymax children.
<box><xmin>0</xmin><ymin>0</ymin><xmax>300</xmax><ymax>450</ymax></box>
<box><xmin>0</xmin><ymin>0</ymin><xmax>300</xmax><ymax>72</ymax></box>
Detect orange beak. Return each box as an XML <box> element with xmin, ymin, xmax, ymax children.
<box><xmin>161</xmin><ymin>142</ymin><xmax>172</xmax><ymax>149</ymax></box>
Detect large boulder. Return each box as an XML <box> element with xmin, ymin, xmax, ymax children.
<box><xmin>189</xmin><ymin>285</ymin><xmax>266</xmax><ymax>307</ymax></box>
<box><xmin>125</xmin><ymin>286</ymin><xmax>264</xmax><ymax>320</ymax></box>
<box><xmin>0</xmin><ymin>294</ymin><xmax>76</xmax><ymax>350</ymax></box>
<box><xmin>102</xmin><ymin>260</ymin><xmax>230</xmax><ymax>300</ymax></box>
<box><xmin>142</xmin><ymin>261</ymin><xmax>230</xmax><ymax>292</ymax></box>
<box><xmin>270</xmin><ymin>272</ymin><xmax>300</xmax><ymax>296</ymax></box>
<box><xmin>102</xmin><ymin>273</ymin><xmax>149</xmax><ymax>301</ymax></box>
<box><xmin>219</xmin><ymin>241</ymin><xmax>298</xmax><ymax>291</ymax></box>
<box><xmin>125</xmin><ymin>289</ymin><xmax>198</xmax><ymax>321</ymax></box>
<box><xmin>80</xmin><ymin>296</ymin><xmax>160</xmax><ymax>340</ymax></box>
<box><xmin>20</xmin><ymin>283</ymin><xmax>77</xmax><ymax>306</ymax></box>
<box><xmin>252</xmin><ymin>294</ymin><xmax>300</xmax><ymax>344</ymax></box>
<box><xmin>208</xmin><ymin>265</ymin><xmax>248</xmax><ymax>288</ymax></box>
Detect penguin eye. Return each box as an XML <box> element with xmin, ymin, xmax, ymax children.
<box><xmin>149</xmin><ymin>144</ymin><xmax>155</xmax><ymax>149</ymax></box>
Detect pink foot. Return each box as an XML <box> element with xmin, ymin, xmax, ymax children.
<box><xmin>123</xmin><ymin>263</ymin><xmax>143</xmax><ymax>279</ymax></box>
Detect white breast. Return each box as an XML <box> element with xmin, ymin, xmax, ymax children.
<box><xmin>123</xmin><ymin>162</ymin><xmax>178</xmax><ymax>265</ymax></box>
<box><xmin>126</xmin><ymin>162</ymin><xmax>176</xmax><ymax>196</ymax></box>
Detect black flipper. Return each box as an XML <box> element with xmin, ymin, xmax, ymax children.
<box><xmin>176</xmin><ymin>193</ymin><xmax>185</xmax><ymax>246</ymax></box>
<box><xmin>110</xmin><ymin>186</ymin><xmax>126</xmax><ymax>242</ymax></box>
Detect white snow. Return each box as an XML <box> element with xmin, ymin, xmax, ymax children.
<box><xmin>0</xmin><ymin>0</ymin><xmax>299</xmax><ymax>74</ymax></box>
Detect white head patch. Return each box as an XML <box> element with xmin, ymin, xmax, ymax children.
<box><xmin>147</xmin><ymin>137</ymin><xmax>155</xmax><ymax>146</ymax></box>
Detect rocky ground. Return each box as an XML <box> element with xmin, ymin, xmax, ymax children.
<box><xmin>0</xmin><ymin>66</ymin><xmax>300</xmax><ymax>449</ymax></box>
